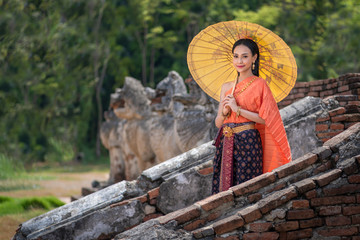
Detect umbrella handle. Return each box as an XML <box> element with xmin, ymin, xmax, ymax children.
<box><xmin>230</xmin><ymin>78</ymin><xmax>237</xmax><ymax>96</ymax></box>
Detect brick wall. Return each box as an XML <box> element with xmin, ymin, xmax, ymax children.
<box><xmin>278</xmin><ymin>73</ymin><xmax>360</xmax><ymax>109</ymax></box>
<box><xmin>149</xmin><ymin>123</ymin><xmax>360</xmax><ymax>239</ymax></box>
<box><xmin>316</xmin><ymin>95</ymin><xmax>360</xmax><ymax>143</ymax></box>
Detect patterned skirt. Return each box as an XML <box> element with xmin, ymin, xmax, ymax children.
<box><xmin>212</xmin><ymin>122</ymin><xmax>263</xmax><ymax>195</ymax></box>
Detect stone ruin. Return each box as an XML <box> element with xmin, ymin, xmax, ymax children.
<box><xmin>12</xmin><ymin>73</ymin><xmax>360</xmax><ymax>239</ymax></box>
<box><xmin>100</xmin><ymin>71</ymin><xmax>217</xmax><ymax>183</ymax></box>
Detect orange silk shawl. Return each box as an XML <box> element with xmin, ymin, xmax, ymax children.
<box><xmin>223</xmin><ymin>76</ymin><xmax>291</xmax><ymax>172</ymax></box>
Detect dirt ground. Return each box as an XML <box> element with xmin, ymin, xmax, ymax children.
<box><xmin>0</xmin><ymin>170</ymin><xmax>109</xmax><ymax>240</ymax></box>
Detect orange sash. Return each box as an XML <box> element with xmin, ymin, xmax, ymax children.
<box><xmin>223</xmin><ymin>76</ymin><xmax>291</xmax><ymax>172</ymax></box>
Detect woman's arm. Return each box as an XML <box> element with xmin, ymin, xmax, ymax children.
<box><xmin>215</xmin><ymin>83</ymin><xmax>232</xmax><ymax>128</ymax></box>
<box><xmin>223</xmin><ymin>95</ymin><xmax>265</xmax><ymax>125</ymax></box>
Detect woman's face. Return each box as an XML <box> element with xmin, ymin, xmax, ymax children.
<box><xmin>232</xmin><ymin>44</ymin><xmax>257</xmax><ymax>75</ymax></box>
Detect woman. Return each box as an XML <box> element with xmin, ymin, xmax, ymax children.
<box><xmin>212</xmin><ymin>39</ymin><xmax>291</xmax><ymax>194</ymax></box>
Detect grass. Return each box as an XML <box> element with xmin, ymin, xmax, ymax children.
<box><xmin>0</xmin><ymin>196</ymin><xmax>64</xmax><ymax>216</ymax></box>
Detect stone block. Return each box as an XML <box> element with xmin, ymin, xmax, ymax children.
<box><xmin>324</xmin><ymin>122</ymin><xmax>360</xmax><ymax>151</ymax></box>
<box><xmin>32</xmin><ymin>200</ymin><xmax>145</xmax><ymax>240</ymax></box>
<box><xmin>192</xmin><ymin>226</ymin><xmax>215</xmax><ymax>239</ymax></box>
<box><xmin>157</xmin><ymin>168</ymin><xmax>212</xmax><ymax>214</ymax></box>
<box><xmin>337</xmin><ymin>157</ymin><xmax>358</xmax><ymax>175</ymax></box>
<box><xmin>348</xmin><ymin>174</ymin><xmax>360</xmax><ymax>183</ymax></box>
<box><xmin>323</xmin><ymin>184</ymin><xmax>360</xmax><ymax>196</ymax></box>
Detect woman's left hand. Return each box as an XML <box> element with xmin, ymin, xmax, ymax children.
<box><xmin>223</xmin><ymin>94</ymin><xmax>239</xmax><ymax>112</ymax></box>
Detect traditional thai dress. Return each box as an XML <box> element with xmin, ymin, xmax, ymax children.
<box><xmin>212</xmin><ymin>76</ymin><xmax>291</xmax><ymax>194</ymax></box>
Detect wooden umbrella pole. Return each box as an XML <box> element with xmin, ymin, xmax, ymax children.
<box><xmin>230</xmin><ymin>75</ymin><xmax>238</xmax><ymax>96</ymax></box>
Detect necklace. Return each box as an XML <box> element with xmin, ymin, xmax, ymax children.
<box><xmin>234</xmin><ymin>76</ymin><xmax>257</xmax><ymax>98</ymax></box>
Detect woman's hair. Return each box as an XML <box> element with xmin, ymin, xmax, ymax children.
<box><xmin>232</xmin><ymin>39</ymin><xmax>260</xmax><ymax>77</ymax></box>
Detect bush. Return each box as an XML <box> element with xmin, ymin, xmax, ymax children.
<box><xmin>0</xmin><ymin>196</ymin><xmax>64</xmax><ymax>216</ymax></box>
<box><xmin>0</xmin><ymin>154</ymin><xmax>25</xmax><ymax>180</ymax></box>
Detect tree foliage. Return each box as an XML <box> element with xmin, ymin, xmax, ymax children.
<box><xmin>0</xmin><ymin>0</ymin><xmax>359</xmax><ymax>165</ymax></box>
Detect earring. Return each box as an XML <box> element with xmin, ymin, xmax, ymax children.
<box><xmin>252</xmin><ymin>62</ymin><xmax>255</xmax><ymax>70</ymax></box>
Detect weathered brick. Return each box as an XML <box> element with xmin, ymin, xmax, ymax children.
<box><xmin>183</xmin><ymin>219</ymin><xmax>206</xmax><ymax>231</ymax></box>
<box><xmin>311</xmin><ymin>146</ymin><xmax>333</xmax><ymax>161</ymax></box>
<box><xmin>338</xmin><ymin>157</ymin><xmax>358</xmax><ymax>175</ymax></box>
<box><xmin>212</xmin><ymin>215</ymin><xmax>244</xmax><ymax>235</ymax></box>
<box><xmin>192</xmin><ymin>226</ymin><xmax>214</xmax><ymax>239</ymax></box>
<box><xmin>274</xmin><ymin>221</ymin><xmax>299</xmax><ymax>231</ymax></box>
<box><xmin>324</xmin><ymin>123</ymin><xmax>360</xmax><ymax>151</ymax></box>
<box><xmin>291</xmin><ymin>200</ymin><xmax>309</xmax><ymax>209</ymax></box>
<box><xmin>274</xmin><ymin>153</ymin><xmax>318</xmax><ymax>179</ymax></box>
<box><xmin>351</xmin><ymin>214</ymin><xmax>360</xmax><ymax>224</ymax></box>
<box><xmin>294</xmin><ymin>179</ymin><xmax>316</xmax><ymax>194</ymax></box>
<box><xmin>243</xmin><ymin>232</ymin><xmax>279</xmax><ymax>240</ymax></box>
<box><xmin>265</xmin><ymin>182</ymin><xmax>286</xmax><ymax>194</ymax></box>
<box><xmin>148</xmin><ymin>187</ymin><xmax>160</xmax><ymax>200</ymax></box>
<box><xmin>323</xmin><ymin>184</ymin><xmax>360</xmax><ymax>196</ymax></box>
<box><xmin>330</xmin><ymin>123</ymin><xmax>345</xmax><ymax>130</ymax></box>
<box><xmin>329</xmin><ymin>107</ymin><xmax>346</xmax><ymax>116</ymax></box>
<box><xmin>286</xmin><ymin>228</ymin><xmax>312</xmax><ymax>240</ymax></box>
<box><xmin>158</xmin><ymin>204</ymin><xmax>201</xmax><ymax>225</ymax></box>
<box><xmin>331</xmin><ymin>115</ymin><xmax>348</xmax><ymax>122</ymax></box>
<box><xmin>343</xmin><ymin>205</ymin><xmax>360</xmax><ymax>215</ymax></box>
<box><xmin>299</xmin><ymin>218</ymin><xmax>323</xmax><ymax>228</ymax></box>
<box><xmin>316</xmin><ymin>115</ymin><xmax>330</xmax><ymax>122</ymax></box>
<box><xmin>238</xmin><ymin>204</ymin><xmax>262</xmax><ymax>223</ymax></box>
<box><xmin>287</xmin><ymin>209</ymin><xmax>315</xmax><ymax>220</ymax></box>
<box><xmin>319</xmin><ymin>206</ymin><xmax>342</xmax><ymax>216</ymax></box>
<box><xmin>143</xmin><ymin>213</ymin><xmax>163</xmax><ymax>222</ymax></box>
<box><xmin>206</xmin><ymin>210</ymin><xmax>222</xmax><ymax>222</ymax></box>
<box><xmin>305</xmin><ymin>189</ymin><xmax>317</xmax><ymax>199</ymax></box>
<box><xmin>311</xmin><ymin>196</ymin><xmax>356</xmax><ymax>207</ymax></box>
<box><xmin>248</xmin><ymin>193</ymin><xmax>262</xmax><ymax>203</ymax></box>
<box><xmin>348</xmin><ymin>175</ymin><xmax>360</xmax><ymax>183</ymax></box>
<box><xmin>249</xmin><ymin>222</ymin><xmax>272</xmax><ymax>232</ymax></box>
<box><xmin>196</xmin><ymin>190</ymin><xmax>234</xmax><ymax>212</ymax></box>
<box><xmin>347</xmin><ymin>113</ymin><xmax>360</xmax><ymax>122</ymax></box>
<box><xmin>258</xmin><ymin>187</ymin><xmax>298</xmax><ymax>214</ymax></box>
<box><xmin>325</xmin><ymin>215</ymin><xmax>351</xmax><ymax>226</ymax></box>
<box><xmin>231</xmin><ymin>172</ymin><xmax>277</xmax><ymax>196</ymax></box>
<box><xmin>313</xmin><ymin>161</ymin><xmax>333</xmax><ymax>175</ymax></box>
<box><xmin>338</xmin><ymin>85</ymin><xmax>350</xmax><ymax>92</ymax></box>
<box><xmin>316</xmin><ymin>124</ymin><xmax>329</xmax><ymax>131</ymax></box>
<box><xmin>357</xmin><ymin>193</ymin><xmax>360</xmax><ymax>203</ymax></box>
<box><xmin>312</xmin><ymin>169</ymin><xmax>342</xmax><ymax>187</ymax></box>
<box><xmin>214</xmin><ymin>236</ymin><xmax>240</xmax><ymax>240</ymax></box>
<box><xmin>197</xmin><ymin>167</ymin><xmax>213</xmax><ymax>176</ymax></box>
<box><xmin>318</xmin><ymin>226</ymin><xmax>358</xmax><ymax>237</ymax></box>
<box><xmin>136</xmin><ymin>194</ymin><xmax>149</xmax><ymax>203</ymax></box>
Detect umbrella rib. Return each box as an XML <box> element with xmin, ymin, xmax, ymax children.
<box><xmin>194</xmin><ymin>37</ymin><xmax>231</xmax><ymax>51</ymax></box>
<box><xmin>190</xmin><ymin>59</ymin><xmax>231</xmax><ymax>71</ymax></box>
<box><xmin>223</xmin><ymin>21</ymin><xmax>238</xmax><ymax>43</ymax></box>
<box><xmin>194</xmin><ymin>61</ymin><xmax>233</xmax><ymax>80</ymax></box>
<box><xmin>203</xmin><ymin>66</ymin><xmax>236</xmax><ymax>93</ymax></box>
<box><xmin>189</xmin><ymin>58</ymin><xmax>230</xmax><ymax>65</ymax></box>
<box><xmin>190</xmin><ymin>44</ymin><xmax>229</xmax><ymax>53</ymax></box>
<box><xmin>260</xmin><ymin>62</ymin><xmax>297</xmax><ymax>78</ymax></box>
<box><xmin>209</xmin><ymin>24</ymin><xmax>235</xmax><ymax>48</ymax></box>
<box><xmin>260</xmin><ymin>68</ymin><xmax>289</xmax><ymax>95</ymax></box>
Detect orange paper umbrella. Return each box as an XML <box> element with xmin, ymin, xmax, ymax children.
<box><xmin>187</xmin><ymin>21</ymin><xmax>297</xmax><ymax>102</ymax></box>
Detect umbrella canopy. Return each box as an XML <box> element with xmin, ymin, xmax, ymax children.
<box><xmin>187</xmin><ymin>21</ymin><xmax>297</xmax><ymax>102</ymax></box>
